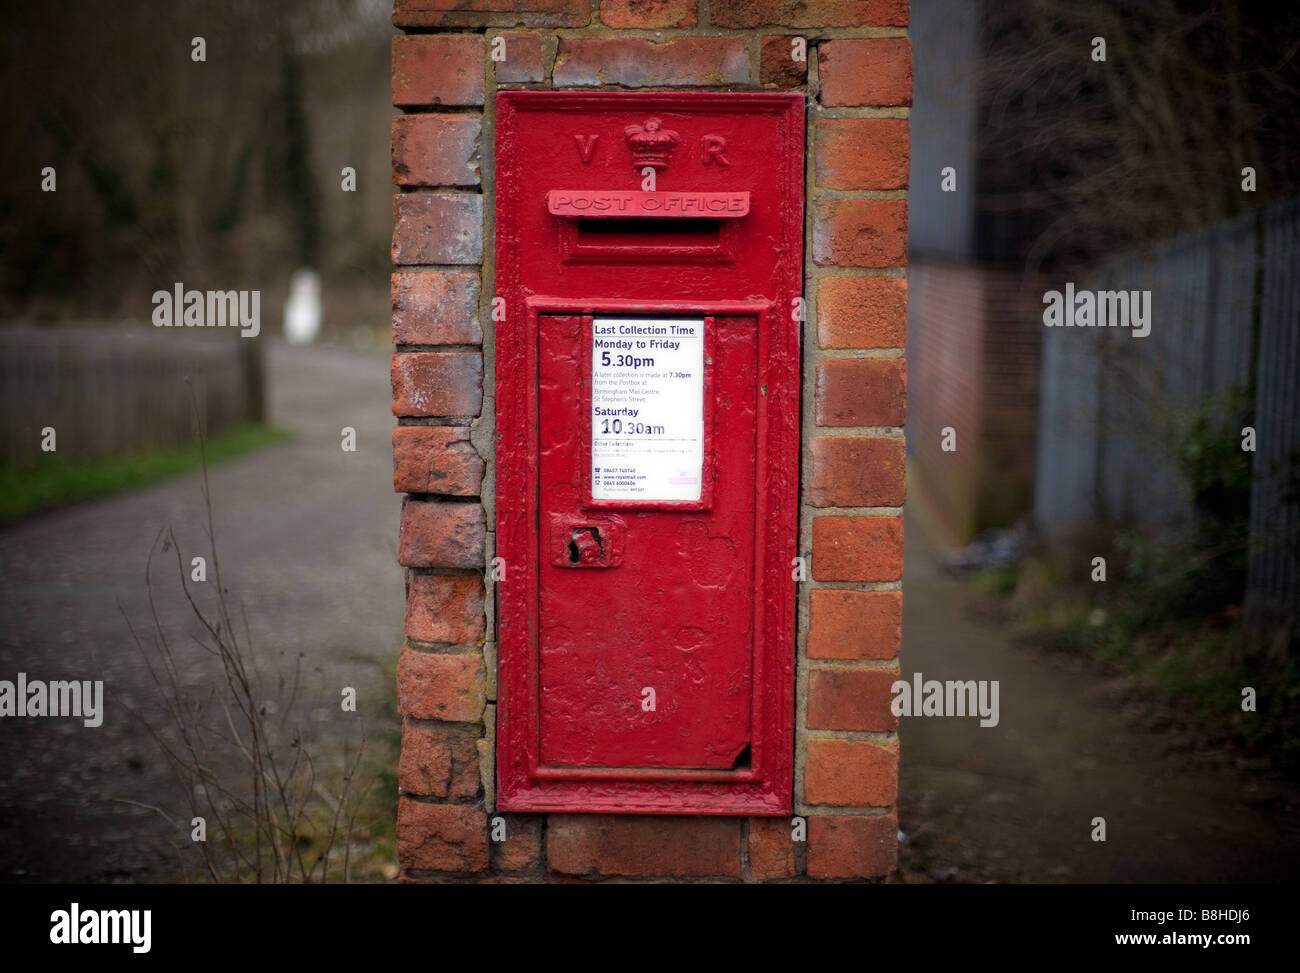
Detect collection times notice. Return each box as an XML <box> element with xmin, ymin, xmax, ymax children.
<box><xmin>591</xmin><ymin>317</ymin><xmax>704</xmax><ymax>502</ymax></box>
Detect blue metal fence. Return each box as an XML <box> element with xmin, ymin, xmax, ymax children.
<box><xmin>1035</xmin><ymin>196</ymin><xmax>1299</xmax><ymax>635</ymax></box>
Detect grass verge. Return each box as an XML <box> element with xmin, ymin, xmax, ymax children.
<box><xmin>972</xmin><ymin>549</ymin><xmax>1300</xmax><ymax>775</ymax></box>
<box><xmin>0</xmin><ymin>422</ymin><xmax>290</xmax><ymax>523</ymax></box>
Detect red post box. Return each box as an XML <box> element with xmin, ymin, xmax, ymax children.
<box><xmin>495</xmin><ymin>92</ymin><xmax>803</xmax><ymax>814</ymax></box>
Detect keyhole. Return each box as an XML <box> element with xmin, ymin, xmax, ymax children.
<box><xmin>568</xmin><ymin>526</ymin><xmax>602</xmax><ymax>564</ymax></box>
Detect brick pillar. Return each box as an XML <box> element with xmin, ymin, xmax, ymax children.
<box><xmin>391</xmin><ymin>0</ymin><xmax>909</xmax><ymax>883</ymax></box>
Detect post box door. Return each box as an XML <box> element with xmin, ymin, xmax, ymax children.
<box><xmin>494</xmin><ymin>91</ymin><xmax>803</xmax><ymax>815</ymax></box>
<box><xmin>537</xmin><ymin>313</ymin><xmax>757</xmax><ymax>770</ymax></box>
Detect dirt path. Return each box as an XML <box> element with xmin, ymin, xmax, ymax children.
<box><xmin>0</xmin><ymin>342</ymin><xmax>403</xmax><ymax>882</ymax></box>
<box><xmin>897</xmin><ymin>505</ymin><xmax>1300</xmax><ymax>882</ymax></box>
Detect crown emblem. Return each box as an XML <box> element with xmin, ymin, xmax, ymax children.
<box><xmin>624</xmin><ymin>117</ymin><xmax>680</xmax><ymax>170</ymax></box>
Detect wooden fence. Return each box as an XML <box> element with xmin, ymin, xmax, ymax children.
<box><xmin>1</xmin><ymin>323</ymin><xmax>264</xmax><ymax>469</ymax></box>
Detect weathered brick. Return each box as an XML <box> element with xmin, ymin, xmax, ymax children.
<box><xmin>397</xmin><ymin>798</ymin><xmax>488</xmax><ymax>872</ymax></box>
<box><xmin>492</xmin><ymin>815</ymin><xmax>543</xmax><ymax>871</ymax></box>
<box><xmin>712</xmin><ymin>0</ymin><xmax>907</xmax><ymax>28</ymax></box>
<box><xmin>494</xmin><ymin>31</ymin><xmax>544</xmax><ymax>83</ymax></box>
<box><xmin>392</xmin><ymin>35</ymin><xmax>484</xmax><ymax>108</ymax></box>
<box><xmin>761</xmin><ymin>35</ymin><xmax>807</xmax><ymax>88</ymax></box>
<box><xmin>392</xmin><ymin>271</ymin><xmax>481</xmax><ymax>345</ymax></box>
<box><xmin>394</xmin><ymin>0</ymin><xmax>589</xmax><ymax>28</ymax></box>
<box><xmin>391</xmin><ymin>351</ymin><xmax>482</xmax><ymax>418</ymax></box>
<box><xmin>397</xmin><ymin>643</ymin><xmax>486</xmax><ymax>722</ymax></box>
<box><xmin>392</xmin><ymin>194</ymin><xmax>483</xmax><ymax>266</ymax></box>
<box><xmin>808</xmin><ymin>589</ymin><xmax>901</xmax><ymax>660</ymax></box>
<box><xmin>816</xmin><ymin>118</ymin><xmax>909</xmax><ymax>190</ymax></box>
<box><xmin>398</xmin><ymin>498</ymin><xmax>485</xmax><ymax>569</ymax></box>
<box><xmin>807</xmin><ymin>813</ymin><xmax>898</xmax><ymax>879</ymax></box>
<box><xmin>813</xmin><ymin>198</ymin><xmax>908</xmax><ymax>268</ymax></box>
<box><xmin>548</xmin><ymin>815</ymin><xmax>741</xmax><ymax>877</ymax></box>
<box><xmin>601</xmin><ymin>0</ymin><xmax>697</xmax><ymax>28</ymax></box>
<box><xmin>399</xmin><ymin>722</ymin><xmax>449</xmax><ymax>795</ymax></box>
<box><xmin>406</xmin><ymin>573</ymin><xmax>485</xmax><ymax>645</ymax></box>
<box><xmin>819</xmin><ymin>38</ymin><xmax>912</xmax><ymax>107</ymax></box>
<box><xmin>805</xmin><ymin>738</ymin><xmax>898</xmax><ymax>806</ymax></box>
<box><xmin>810</xmin><ymin>436</ymin><xmax>905</xmax><ymax>507</ymax></box>
<box><xmin>393</xmin><ymin>425</ymin><xmax>483</xmax><ymax>496</ymax></box>
<box><xmin>812</xmin><ymin>515</ymin><xmax>903</xmax><ymax>582</ymax></box>
<box><xmin>815</xmin><ymin>357</ymin><xmax>905</xmax><ymax>427</ymax></box>
<box><xmin>808</xmin><ymin>667</ymin><xmax>900</xmax><ymax>731</ymax></box>
<box><xmin>817</xmin><ymin>276</ymin><xmax>907</xmax><ymax>349</ymax></box>
<box><xmin>398</xmin><ymin>721</ymin><xmax>482</xmax><ymax>797</ymax></box>
<box><xmin>748</xmin><ymin>817</ymin><xmax>796</xmax><ymax>879</ymax></box>
<box><xmin>553</xmin><ymin>37</ymin><xmax>748</xmax><ymax>87</ymax></box>
<box><xmin>392</xmin><ymin>115</ymin><xmax>481</xmax><ymax>188</ymax></box>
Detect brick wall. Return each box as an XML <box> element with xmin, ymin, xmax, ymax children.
<box><xmin>907</xmin><ymin>258</ymin><xmax>1040</xmax><ymax>544</ymax></box>
<box><xmin>391</xmin><ymin>0</ymin><xmax>909</xmax><ymax>882</ymax></box>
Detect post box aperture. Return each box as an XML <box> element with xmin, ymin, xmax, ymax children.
<box><xmin>495</xmin><ymin>92</ymin><xmax>803</xmax><ymax>815</ymax></box>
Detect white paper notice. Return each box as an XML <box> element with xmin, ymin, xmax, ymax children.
<box><xmin>591</xmin><ymin>317</ymin><xmax>704</xmax><ymax>502</ymax></box>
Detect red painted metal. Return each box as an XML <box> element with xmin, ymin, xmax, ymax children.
<box><xmin>495</xmin><ymin>91</ymin><xmax>803</xmax><ymax>815</ymax></box>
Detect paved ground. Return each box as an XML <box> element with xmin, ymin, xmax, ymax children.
<box><xmin>0</xmin><ymin>342</ymin><xmax>403</xmax><ymax>882</ymax></box>
<box><xmin>897</xmin><ymin>503</ymin><xmax>1300</xmax><ymax>882</ymax></box>
<box><xmin>4</xmin><ymin>343</ymin><xmax>1296</xmax><ymax>883</ymax></box>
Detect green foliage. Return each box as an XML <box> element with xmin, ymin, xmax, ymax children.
<box><xmin>970</xmin><ymin>564</ymin><xmax>1021</xmax><ymax>597</ymax></box>
<box><xmin>1174</xmin><ymin>385</ymin><xmax>1253</xmax><ymax>610</ymax></box>
<box><xmin>0</xmin><ymin>3</ymin><xmax>392</xmax><ymax>318</ymax></box>
<box><xmin>991</xmin><ymin>386</ymin><xmax>1299</xmax><ymax>772</ymax></box>
<box><xmin>0</xmin><ymin>423</ymin><xmax>289</xmax><ymax>523</ymax></box>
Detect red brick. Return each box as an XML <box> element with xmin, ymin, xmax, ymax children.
<box><xmin>554</xmin><ymin>37</ymin><xmax>748</xmax><ymax>87</ymax></box>
<box><xmin>398</xmin><ymin>498</ymin><xmax>485</xmax><ymax>569</ymax></box>
<box><xmin>810</xmin><ymin>436</ymin><xmax>905</xmax><ymax>507</ymax></box>
<box><xmin>808</xmin><ymin>589</ymin><xmax>901</xmax><ymax>660</ymax></box>
<box><xmin>392</xmin><ymin>351</ymin><xmax>482</xmax><ymax>418</ymax></box>
<box><xmin>817</xmin><ymin>276</ymin><xmax>907</xmax><ymax>349</ymax></box>
<box><xmin>392</xmin><ymin>194</ymin><xmax>483</xmax><ymax>265</ymax></box>
<box><xmin>392</xmin><ymin>35</ymin><xmax>484</xmax><ymax>108</ymax></box>
<box><xmin>406</xmin><ymin>573</ymin><xmax>485</xmax><ymax>645</ymax></box>
<box><xmin>761</xmin><ymin>35</ymin><xmax>807</xmax><ymax>88</ymax></box>
<box><xmin>819</xmin><ymin>38</ymin><xmax>912</xmax><ymax>107</ymax></box>
<box><xmin>808</xmin><ymin>667</ymin><xmax>900</xmax><ymax>731</ymax></box>
<box><xmin>813</xmin><ymin>198</ymin><xmax>907</xmax><ymax>268</ymax></box>
<box><xmin>712</xmin><ymin>0</ymin><xmax>907</xmax><ymax>28</ymax></box>
<box><xmin>393</xmin><ymin>425</ymin><xmax>484</xmax><ymax>496</ymax></box>
<box><xmin>494</xmin><ymin>32</ymin><xmax>544</xmax><ymax>83</ymax></box>
<box><xmin>392</xmin><ymin>115</ymin><xmax>481</xmax><ymax>188</ymax></box>
<box><xmin>396</xmin><ymin>643</ymin><xmax>486</xmax><ymax>722</ymax></box>
<box><xmin>493</xmin><ymin>815</ymin><xmax>543</xmax><ymax>871</ymax></box>
<box><xmin>748</xmin><ymin>817</ymin><xmax>796</xmax><ymax>879</ymax></box>
<box><xmin>816</xmin><ymin>118</ymin><xmax>909</xmax><ymax>190</ymax></box>
<box><xmin>815</xmin><ymin>358</ymin><xmax>906</xmax><ymax>427</ymax></box>
<box><xmin>601</xmin><ymin>0</ymin><xmax>697</xmax><ymax>28</ymax></box>
<box><xmin>397</xmin><ymin>798</ymin><xmax>488</xmax><ymax>872</ymax></box>
<box><xmin>804</xmin><ymin>738</ymin><xmax>898</xmax><ymax>806</ymax></box>
<box><xmin>394</xmin><ymin>0</ymin><xmax>589</xmax><ymax>28</ymax></box>
<box><xmin>398</xmin><ymin>721</ymin><xmax>482</xmax><ymax>797</ymax></box>
<box><xmin>807</xmin><ymin>813</ymin><xmax>897</xmax><ymax>879</ymax></box>
<box><xmin>812</xmin><ymin>515</ymin><xmax>903</xmax><ymax>582</ymax></box>
<box><xmin>392</xmin><ymin>272</ymin><xmax>481</xmax><ymax>346</ymax></box>
<box><xmin>548</xmin><ymin>815</ymin><xmax>741</xmax><ymax>877</ymax></box>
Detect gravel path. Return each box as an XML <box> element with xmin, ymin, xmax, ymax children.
<box><xmin>0</xmin><ymin>342</ymin><xmax>403</xmax><ymax>882</ymax></box>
